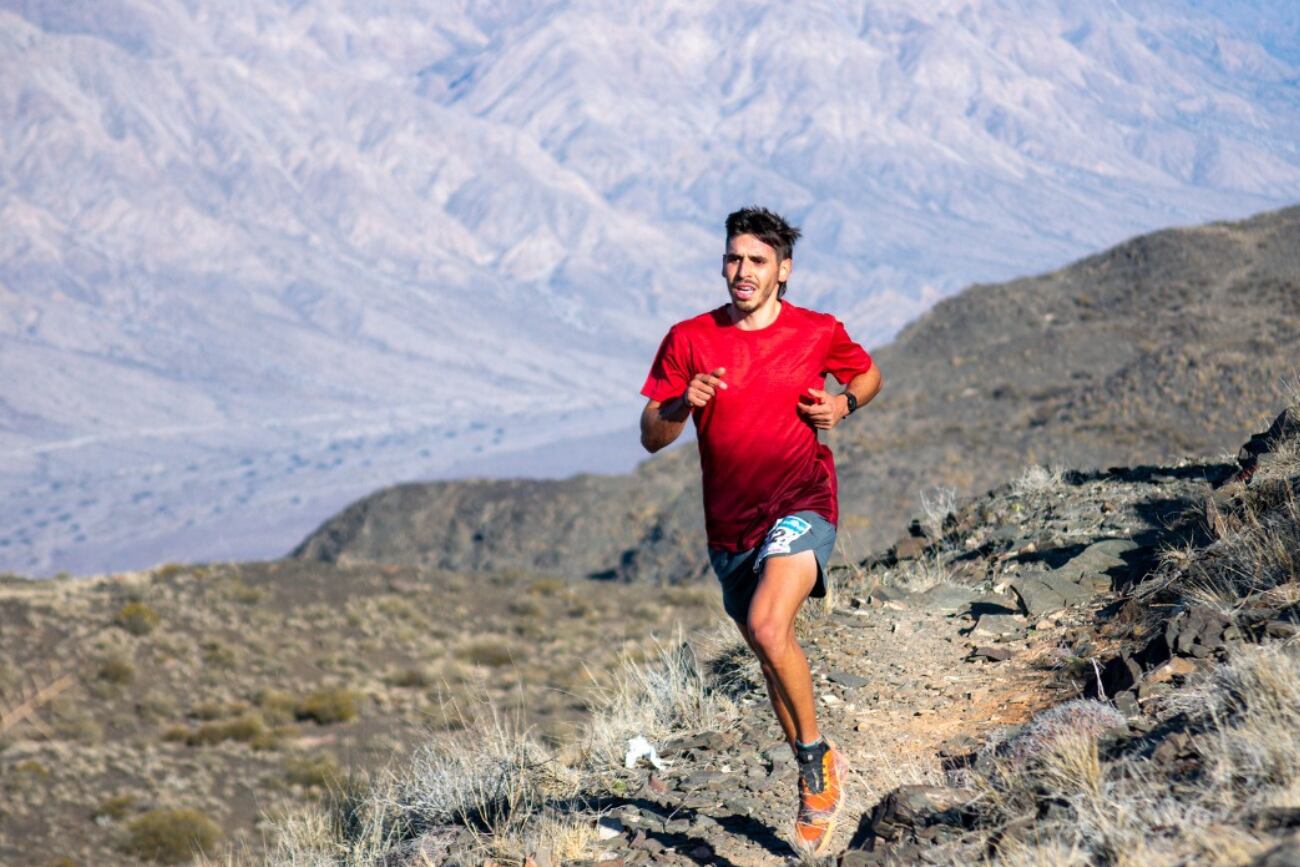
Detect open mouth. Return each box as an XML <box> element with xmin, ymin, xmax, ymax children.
<box><xmin>733</xmin><ymin>283</ymin><xmax>756</xmax><ymax>300</ymax></box>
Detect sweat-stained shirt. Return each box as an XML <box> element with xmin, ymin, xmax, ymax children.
<box><xmin>640</xmin><ymin>302</ymin><xmax>873</xmax><ymax>553</ymax></box>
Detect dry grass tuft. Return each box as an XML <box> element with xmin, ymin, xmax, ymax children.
<box><xmin>1012</xmin><ymin>463</ymin><xmax>1068</xmax><ymax>497</ymax></box>
<box><xmin>872</xmin><ymin>551</ymin><xmax>952</xmax><ymax>594</ymax></box>
<box><xmin>1141</xmin><ymin>480</ymin><xmax>1299</xmax><ymax>610</ymax></box>
<box><xmin>267</xmin><ymin>624</ymin><xmax>752</xmax><ymax>866</ymax></box>
<box><xmin>585</xmin><ymin>630</ymin><xmax>742</xmax><ymax>767</ymax></box>
<box><xmin>919</xmin><ymin>485</ymin><xmax>958</xmax><ymax>541</ymax></box>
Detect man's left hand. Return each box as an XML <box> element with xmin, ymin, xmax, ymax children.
<box><xmin>797</xmin><ymin>388</ymin><xmax>848</xmax><ymax>430</ymax></box>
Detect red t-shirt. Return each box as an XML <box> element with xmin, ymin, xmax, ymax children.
<box><xmin>641</xmin><ymin>302</ymin><xmax>873</xmax><ymax>552</ymax></box>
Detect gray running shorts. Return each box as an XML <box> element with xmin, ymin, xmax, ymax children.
<box><xmin>708</xmin><ymin>511</ymin><xmax>836</xmax><ymax>623</ymax></box>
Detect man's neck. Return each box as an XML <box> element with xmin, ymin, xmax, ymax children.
<box><xmin>728</xmin><ymin>299</ymin><xmax>782</xmax><ymax>331</ymax></box>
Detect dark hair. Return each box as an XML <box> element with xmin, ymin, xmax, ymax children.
<box><xmin>725</xmin><ymin>207</ymin><xmax>801</xmax><ymax>297</ymax></box>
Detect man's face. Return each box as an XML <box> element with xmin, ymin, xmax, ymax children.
<box><xmin>721</xmin><ymin>233</ymin><xmax>791</xmax><ymax>314</ymax></box>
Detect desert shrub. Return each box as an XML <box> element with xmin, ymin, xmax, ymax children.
<box><xmin>528</xmin><ymin>577</ymin><xmax>566</xmax><ymax>597</ymax></box>
<box><xmin>665</xmin><ymin>585</ymin><xmax>714</xmax><ymax>607</ymax></box>
<box><xmin>265</xmin><ymin>629</ymin><xmax>753</xmax><ymax>865</ymax></box>
<box><xmin>223</xmin><ymin>578</ymin><xmax>265</xmax><ymax>605</ymax></box>
<box><xmin>93</xmin><ymin>793</ymin><xmax>138</xmax><ymax>821</ymax></box>
<box><xmin>508</xmin><ymin>598</ymin><xmax>545</xmax><ymax>618</ymax></box>
<box><xmin>284</xmin><ymin>754</ymin><xmax>340</xmax><ymax>789</ymax></box>
<box><xmin>954</xmin><ymin>646</ymin><xmax>1300</xmax><ymax>866</ymax></box>
<box><xmin>191</xmin><ymin>700</ymin><xmax>230</xmax><ymax>721</ymax></box>
<box><xmin>630</xmin><ymin>602</ymin><xmax>661</xmax><ymax>622</ymax></box>
<box><xmin>983</xmin><ymin>700</ymin><xmax>1126</xmax><ymax>764</ymax></box>
<box><xmin>376</xmin><ymin>596</ymin><xmax>422</xmax><ymax>622</ymax></box>
<box><xmin>153</xmin><ymin>562</ymin><xmax>187</xmax><ymax>581</ymax></box>
<box><xmin>120</xmin><ymin>808</ymin><xmax>221</xmax><ymax>864</ymax></box>
<box><xmin>201</xmin><ymin>640</ymin><xmax>238</xmax><ymax>669</ymax></box>
<box><xmin>384</xmin><ymin>667</ymin><xmax>432</xmax><ymax>689</ymax></box>
<box><xmin>114</xmin><ymin>601</ymin><xmax>160</xmax><ymax>636</ymax></box>
<box><xmin>97</xmin><ymin>654</ymin><xmax>135</xmax><ymax>684</ymax></box>
<box><xmin>53</xmin><ymin>707</ymin><xmax>103</xmax><ymax>743</ymax></box>
<box><xmin>257</xmin><ymin>689</ymin><xmax>298</xmax><ymax>725</ymax></box>
<box><xmin>15</xmin><ymin>759</ymin><xmax>49</xmax><ymax>776</ymax></box>
<box><xmin>161</xmin><ymin>725</ymin><xmax>191</xmax><ymax>743</ymax></box>
<box><xmin>457</xmin><ymin>639</ymin><xmax>515</xmax><ymax>668</ymax></box>
<box><xmin>187</xmin><ymin>712</ymin><xmax>267</xmax><ymax>746</ymax></box>
<box><xmin>295</xmin><ymin>689</ymin><xmax>360</xmax><ymax>725</ymax></box>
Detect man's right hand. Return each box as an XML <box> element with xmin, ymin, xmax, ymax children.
<box><xmin>685</xmin><ymin>367</ymin><xmax>727</xmax><ymax>408</ymax></box>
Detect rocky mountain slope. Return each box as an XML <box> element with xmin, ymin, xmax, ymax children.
<box><xmin>294</xmin><ymin>205</ymin><xmax>1300</xmax><ymax>580</ymax></box>
<box><xmin>2</xmin><ymin>400</ymin><xmax>1296</xmax><ymax>864</ymax></box>
<box><xmin>275</xmin><ymin>401</ymin><xmax>1300</xmax><ymax>865</ymax></box>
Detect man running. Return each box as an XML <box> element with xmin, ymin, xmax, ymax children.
<box><xmin>639</xmin><ymin>206</ymin><xmax>882</xmax><ymax>855</ymax></box>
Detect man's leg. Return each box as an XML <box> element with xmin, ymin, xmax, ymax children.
<box><xmin>735</xmin><ymin>619</ymin><xmax>801</xmax><ymax>749</ymax></box>
<box><xmin>743</xmin><ymin>549</ymin><xmax>820</xmax><ymax>748</ymax></box>
<box><xmin>744</xmin><ymin>549</ymin><xmax>846</xmax><ymax>854</ymax></box>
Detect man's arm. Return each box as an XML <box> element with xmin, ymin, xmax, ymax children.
<box><xmin>799</xmin><ymin>364</ymin><xmax>882</xmax><ymax>430</ymax></box>
<box><xmin>640</xmin><ymin>397</ymin><xmax>691</xmax><ymax>453</ymax></box>
<box><xmin>841</xmin><ymin>364</ymin><xmax>883</xmax><ymax>416</ymax></box>
<box><xmin>640</xmin><ymin>366</ymin><xmax>728</xmax><ymax>452</ymax></box>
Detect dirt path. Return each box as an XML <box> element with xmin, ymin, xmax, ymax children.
<box><xmin>607</xmin><ymin>595</ymin><xmax>1072</xmax><ymax>866</ymax></box>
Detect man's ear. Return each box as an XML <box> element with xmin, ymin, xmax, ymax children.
<box><xmin>720</xmin><ymin>255</ymin><xmax>728</xmax><ymax>279</ymax></box>
<box><xmin>778</xmin><ymin>257</ymin><xmax>792</xmax><ymax>283</ymax></box>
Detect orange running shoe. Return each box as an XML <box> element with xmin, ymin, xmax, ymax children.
<box><xmin>793</xmin><ymin>738</ymin><xmax>847</xmax><ymax>855</ymax></box>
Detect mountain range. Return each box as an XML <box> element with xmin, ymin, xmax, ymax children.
<box><xmin>3</xmin><ymin>0</ymin><xmax>1300</xmax><ymax>576</ymax></box>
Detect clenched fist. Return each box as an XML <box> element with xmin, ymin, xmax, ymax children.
<box><xmin>796</xmin><ymin>387</ymin><xmax>848</xmax><ymax>430</ymax></box>
<box><xmin>685</xmin><ymin>367</ymin><xmax>727</xmax><ymax>408</ymax></box>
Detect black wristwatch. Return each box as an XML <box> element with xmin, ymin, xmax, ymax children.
<box><xmin>843</xmin><ymin>392</ymin><xmax>858</xmax><ymax>414</ymax></box>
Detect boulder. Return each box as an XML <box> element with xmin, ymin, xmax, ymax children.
<box><xmin>864</xmin><ymin>785</ymin><xmax>975</xmax><ymax>845</ymax></box>
<box><xmin>1050</xmin><ymin>538</ymin><xmax>1136</xmax><ymax>582</ymax></box>
<box><xmin>971</xmin><ymin>612</ymin><xmax>1027</xmax><ymax>639</ymax></box>
<box><xmin>1164</xmin><ymin>606</ymin><xmax>1231</xmax><ymax>659</ymax></box>
<box><xmin>913</xmin><ymin>583</ymin><xmax>980</xmax><ymax>614</ymax></box>
<box><xmin>1237</xmin><ymin>407</ymin><xmax>1300</xmax><ymax>480</ymax></box>
<box><xmin>971</xmin><ymin>646</ymin><xmax>1014</xmax><ymax>662</ymax></box>
<box><xmin>1009</xmin><ymin>576</ymin><xmax>1067</xmax><ymax>616</ymax></box>
<box><xmin>829</xmin><ymin>670</ymin><xmax>871</xmax><ymax>689</ymax></box>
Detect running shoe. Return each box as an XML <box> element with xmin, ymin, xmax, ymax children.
<box><xmin>794</xmin><ymin>738</ymin><xmax>847</xmax><ymax>855</ymax></box>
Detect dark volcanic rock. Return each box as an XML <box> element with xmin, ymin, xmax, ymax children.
<box><xmin>859</xmin><ymin>785</ymin><xmax>975</xmax><ymax>850</ymax></box>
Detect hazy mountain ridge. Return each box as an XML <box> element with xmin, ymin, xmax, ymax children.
<box><xmin>4</xmin><ymin>0</ymin><xmax>1300</xmax><ymax>576</ymax></box>
<box><xmin>295</xmin><ymin>205</ymin><xmax>1300</xmax><ymax>577</ymax></box>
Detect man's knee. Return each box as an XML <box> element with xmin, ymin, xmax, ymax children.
<box><xmin>747</xmin><ymin>614</ymin><xmax>791</xmax><ymax>659</ymax></box>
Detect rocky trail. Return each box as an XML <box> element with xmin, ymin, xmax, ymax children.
<box><xmin>587</xmin><ymin>602</ymin><xmax>1064</xmax><ymax>866</ymax></box>
<box><xmin>547</xmin><ymin>449</ymin><xmax>1238</xmax><ymax>865</ymax></box>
